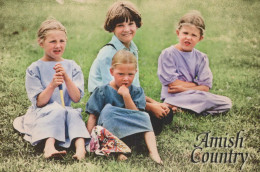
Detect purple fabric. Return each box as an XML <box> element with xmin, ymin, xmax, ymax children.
<box><xmin>157</xmin><ymin>46</ymin><xmax>231</xmax><ymax>114</ymax></box>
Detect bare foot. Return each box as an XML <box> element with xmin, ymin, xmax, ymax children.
<box><xmin>149</xmin><ymin>153</ymin><xmax>163</xmax><ymax>165</ymax></box>
<box><xmin>73</xmin><ymin>138</ymin><xmax>86</xmax><ymax>160</ymax></box>
<box><xmin>117</xmin><ymin>154</ymin><xmax>128</xmax><ymax>161</ymax></box>
<box><xmin>72</xmin><ymin>150</ymin><xmax>86</xmax><ymax>160</ymax></box>
<box><xmin>44</xmin><ymin>148</ymin><xmax>67</xmax><ymax>159</ymax></box>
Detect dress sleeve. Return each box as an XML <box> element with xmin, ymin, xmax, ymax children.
<box><xmin>194</xmin><ymin>55</ymin><xmax>213</xmax><ymax>88</ymax></box>
<box><xmin>157</xmin><ymin>49</ymin><xmax>179</xmax><ymax>86</ymax></box>
<box><xmin>25</xmin><ymin>64</ymin><xmax>44</xmax><ymax>108</ymax></box>
<box><xmin>85</xmin><ymin>87</ymin><xmax>106</xmax><ymax>117</ymax></box>
<box><xmin>72</xmin><ymin>61</ymin><xmax>84</xmax><ymax>99</ymax></box>
<box><xmin>131</xmin><ymin>86</ymin><xmax>146</xmax><ymax>110</ymax></box>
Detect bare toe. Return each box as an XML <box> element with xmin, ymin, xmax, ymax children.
<box><xmin>73</xmin><ymin>152</ymin><xmax>86</xmax><ymax>161</ymax></box>
<box><xmin>44</xmin><ymin>150</ymin><xmax>67</xmax><ymax>159</ymax></box>
<box><xmin>149</xmin><ymin>153</ymin><xmax>163</xmax><ymax>165</ymax></box>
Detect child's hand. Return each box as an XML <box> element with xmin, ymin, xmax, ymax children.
<box><xmin>168</xmin><ymin>82</ymin><xmax>174</xmax><ymax>87</ymax></box>
<box><xmin>118</xmin><ymin>85</ymin><xmax>130</xmax><ymax>97</ymax></box>
<box><xmin>118</xmin><ymin>84</ymin><xmax>138</xmax><ymax>111</ymax></box>
<box><xmin>150</xmin><ymin>103</ymin><xmax>168</xmax><ymax>119</ymax></box>
<box><xmin>51</xmin><ymin>72</ymin><xmax>64</xmax><ymax>88</ymax></box>
<box><xmin>159</xmin><ymin>103</ymin><xmax>170</xmax><ymax>114</ymax></box>
<box><xmin>168</xmin><ymin>85</ymin><xmax>187</xmax><ymax>93</ymax></box>
<box><xmin>53</xmin><ymin>63</ymin><xmax>68</xmax><ymax>81</ymax></box>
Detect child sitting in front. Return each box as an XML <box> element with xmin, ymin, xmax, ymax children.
<box><xmin>86</xmin><ymin>50</ymin><xmax>163</xmax><ymax>164</ymax></box>
<box><xmin>13</xmin><ymin>19</ymin><xmax>90</xmax><ymax>160</ymax></box>
<box><xmin>157</xmin><ymin>11</ymin><xmax>232</xmax><ymax>115</ymax></box>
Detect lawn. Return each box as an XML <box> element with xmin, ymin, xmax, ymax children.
<box><xmin>0</xmin><ymin>0</ymin><xmax>259</xmax><ymax>171</ymax></box>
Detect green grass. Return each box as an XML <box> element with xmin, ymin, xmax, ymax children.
<box><xmin>0</xmin><ymin>0</ymin><xmax>259</xmax><ymax>171</ymax></box>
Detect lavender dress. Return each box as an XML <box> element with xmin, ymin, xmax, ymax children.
<box><xmin>13</xmin><ymin>59</ymin><xmax>90</xmax><ymax>147</ymax></box>
<box><xmin>157</xmin><ymin>46</ymin><xmax>232</xmax><ymax>115</ymax></box>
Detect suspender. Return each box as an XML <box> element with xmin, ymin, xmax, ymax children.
<box><xmin>103</xmin><ymin>43</ymin><xmax>117</xmax><ymax>50</ymax></box>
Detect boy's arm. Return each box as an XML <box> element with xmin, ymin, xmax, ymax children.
<box><xmin>145</xmin><ymin>96</ymin><xmax>170</xmax><ymax>118</ymax></box>
<box><xmin>86</xmin><ymin>114</ymin><xmax>97</xmax><ymax>134</ymax></box>
<box><xmin>145</xmin><ymin>96</ymin><xmax>158</xmax><ymax>103</ymax></box>
<box><xmin>145</xmin><ymin>102</ymin><xmax>168</xmax><ymax>118</ymax></box>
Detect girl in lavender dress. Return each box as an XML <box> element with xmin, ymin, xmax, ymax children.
<box><xmin>13</xmin><ymin>19</ymin><xmax>90</xmax><ymax>160</ymax></box>
<box><xmin>157</xmin><ymin>11</ymin><xmax>232</xmax><ymax>115</ymax></box>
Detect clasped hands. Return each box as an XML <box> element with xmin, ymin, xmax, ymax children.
<box><xmin>51</xmin><ymin>63</ymin><xmax>68</xmax><ymax>88</ymax></box>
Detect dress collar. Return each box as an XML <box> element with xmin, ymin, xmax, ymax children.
<box><xmin>110</xmin><ymin>35</ymin><xmax>138</xmax><ymax>52</ymax></box>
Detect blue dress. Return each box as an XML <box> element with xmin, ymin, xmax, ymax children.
<box><xmin>158</xmin><ymin>46</ymin><xmax>232</xmax><ymax>115</ymax></box>
<box><xmin>85</xmin><ymin>84</ymin><xmax>153</xmax><ymax>139</ymax></box>
<box><xmin>13</xmin><ymin>59</ymin><xmax>90</xmax><ymax>147</ymax></box>
<box><xmin>88</xmin><ymin>35</ymin><xmax>140</xmax><ymax>93</ymax></box>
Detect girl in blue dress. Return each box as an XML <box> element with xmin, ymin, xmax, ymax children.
<box><xmin>13</xmin><ymin>19</ymin><xmax>90</xmax><ymax>160</ymax></box>
<box><xmin>158</xmin><ymin>11</ymin><xmax>232</xmax><ymax>115</ymax></box>
<box><xmin>86</xmin><ymin>50</ymin><xmax>163</xmax><ymax>164</ymax></box>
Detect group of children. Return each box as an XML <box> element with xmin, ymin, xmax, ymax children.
<box><xmin>13</xmin><ymin>1</ymin><xmax>232</xmax><ymax>164</ymax></box>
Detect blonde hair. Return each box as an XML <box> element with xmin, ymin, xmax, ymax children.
<box><xmin>37</xmin><ymin>18</ymin><xmax>67</xmax><ymax>43</ymax></box>
<box><xmin>104</xmin><ymin>1</ymin><xmax>142</xmax><ymax>32</ymax></box>
<box><xmin>111</xmin><ymin>50</ymin><xmax>137</xmax><ymax>69</ymax></box>
<box><xmin>177</xmin><ymin>10</ymin><xmax>205</xmax><ymax>36</ymax></box>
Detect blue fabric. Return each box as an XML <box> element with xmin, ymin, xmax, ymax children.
<box><xmin>86</xmin><ymin>84</ymin><xmax>152</xmax><ymax>138</ymax></box>
<box><xmin>158</xmin><ymin>46</ymin><xmax>232</xmax><ymax>114</ymax></box>
<box><xmin>86</xmin><ymin>84</ymin><xmax>146</xmax><ymax>115</ymax></box>
<box><xmin>98</xmin><ymin>104</ymin><xmax>152</xmax><ymax>139</ymax></box>
<box><xmin>13</xmin><ymin>60</ymin><xmax>90</xmax><ymax>147</ymax></box>
<box><xmin>88</xmin><ymin>35</ymin><xmax>140</xmax><ymax>93</ymax></box>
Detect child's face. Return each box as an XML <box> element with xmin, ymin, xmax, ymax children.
<box><xmin>113</xmin><ymin>20</ymin><xmax>137</xmax><ymax>49</ymax></box>
<box><xmin>39</xmin><ymin>30</ymin><xmax>67</xmax><ymax>61</ymax></box>
<box><xmin>176</xmin><ymin>25</ymin><xmax>203</xmax><ymax>52</ymax></box>
<box><xmin>110</xmin><ymin>63</ymin><xmax>137</xmax><ymax>88</ymax></box>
